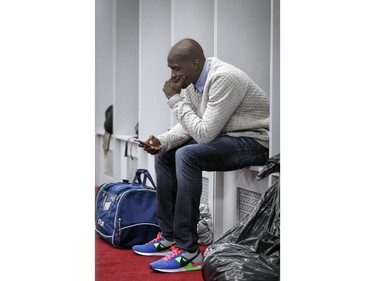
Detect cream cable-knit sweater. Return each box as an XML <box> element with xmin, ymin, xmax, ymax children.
<box><xmin>158</xmin><ymin>57</ymin><xmax>270</xmax><ymax>150</ymax></box>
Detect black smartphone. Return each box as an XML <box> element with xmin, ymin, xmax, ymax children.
<box><xmin>134</xmin><ymin>139</ymin><xmax>151</xmax><ymax>147</ymax></box>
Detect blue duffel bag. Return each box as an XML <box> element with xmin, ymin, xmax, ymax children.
<box><xmin>95</xmin><ymin>169</ymin><xmax>160</xmax><ymax>248</ymax></box>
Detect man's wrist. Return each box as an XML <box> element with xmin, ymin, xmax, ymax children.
<box><xmin>167</xmin><ymin>94</ymin><xmax>183</xmax><ymax>108</ymax></box>
<box><xmin>166</xmin><ymin>92</ymin><xmax>179</xmax><ymax>99</ymax></box>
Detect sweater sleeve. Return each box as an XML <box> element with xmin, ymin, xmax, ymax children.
<box><xmin>157</xmin><ymin>122</ymin><xmax>191</xmax><ymax>151</ymax></box>
<box><xmin>168</xmin><ymin>73</ymin><xmax>246</xmax><ymax>143</ymax></box>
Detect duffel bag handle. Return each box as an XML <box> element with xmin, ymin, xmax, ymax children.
<box><xmin>132</xmin><ymin>169</ymin><xmax>157</xmax><ymax>190</ymax></box>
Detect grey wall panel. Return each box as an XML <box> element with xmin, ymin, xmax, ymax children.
<box><xmin>95</xmin><ymin>0</ymin><xmax>114</xmax><ymax>132</ymax></box>
<box><xmin>139</xmin><ymin>0</ymin><xmax>172</xmax><ymax>139</ymax></box>
<box><xmin>217</xmin><ymin>0</ymin><xmax>271</xmax><ymax>94</ymax></box>
<box><xmin>115</xmin><ymin>0</ymin><xmax>139</xmax><ymax>135</ymax></box>
<box><xmin>173</xmin><ymin>0</ymin><xmax>215</xmax><ymax>57</ymax></box>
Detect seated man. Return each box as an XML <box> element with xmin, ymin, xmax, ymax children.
<box><xmin>132</xmin><ymin>38</ymin><xmax>270</xmax><ymax>273</ymax></box>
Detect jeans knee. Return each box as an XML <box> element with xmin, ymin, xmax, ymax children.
<box><xmin>175</xmin><ymin>146</ymin><xmax>196</xmax><ymax>166</ymax></box>
<box><xmin>155</xmin><ymin>150</ymin><xmax>177</xmax><ymax>173</ymax></box>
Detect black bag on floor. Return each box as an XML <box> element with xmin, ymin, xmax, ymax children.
<box><xmin>95</xmin><ymin>169</ymin><xmax>160</xmax><ymax>248</ymax></box>
<box><xmin>202</xmin><ymin>154</ymin><xmax>280</xmax><ymax>281</ymax></box>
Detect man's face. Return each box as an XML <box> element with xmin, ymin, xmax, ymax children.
<box><xmin>167</xmin><ymin>56</ymin><xmax>196</xmax><ymax>89</ymax></box>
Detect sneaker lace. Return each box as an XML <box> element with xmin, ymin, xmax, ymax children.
<box><xmin>162</xmin><ymin>246</ymin><xmax>183</xmax><ymax>261</ymax></box>
<box><xmin>147</xmin><ymin>232</ymin><xmax>162</xmax><ymax>244</ymax></box>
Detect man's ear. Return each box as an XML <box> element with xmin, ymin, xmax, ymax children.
<box><xmin>192</xmin><ymin>58</ymin><xmax>199</xmax><ymax>71</ymax></box>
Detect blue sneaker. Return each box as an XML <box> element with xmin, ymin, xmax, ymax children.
<box><xmin>132</xmin><ymin>232</ymin><xmax>175</xmax><ymax>256</ymax></box>
<box><xmin>149</xmin><ymin>246</ymin><xmax>203</xmax><ymax>273</ymax></box>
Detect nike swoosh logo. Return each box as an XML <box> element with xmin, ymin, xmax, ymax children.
<box><xmin>178</xmin><ymin>253</ymin><xmax>199</xmax><ymax>267</ymax></box>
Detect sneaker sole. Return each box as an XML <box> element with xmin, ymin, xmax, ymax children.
<box><xmin>150</xmin><ymin>263</ymin><xmax>202</xmax><ymax>273</ymax></box>
<box><xmin>133</xmin><ymin>249</ymin><xmax>171</xmax><ymax>256</ymax></box>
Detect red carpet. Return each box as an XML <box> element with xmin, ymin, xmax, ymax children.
<box><xmin>95</xmin><ymin>234</ymin><xmax>208</xmax><ymax>281</ymax></box>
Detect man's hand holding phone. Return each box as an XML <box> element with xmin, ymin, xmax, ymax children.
<box><xmin>134</xmin><ymin>136</ymin><xmax>162</xmax><ymax>155</ymax></box>
<box><xmin>134</xmin><ymin>139</ymin><xmax>151</xmax><ymax>147</ymax></box>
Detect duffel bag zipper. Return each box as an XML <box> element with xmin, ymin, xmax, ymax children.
<box><xmin>118</xmin><ymin>217</ymin><xmax>121</xmax><ymax>235</ymax></box>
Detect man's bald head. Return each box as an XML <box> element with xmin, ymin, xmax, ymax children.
<box><xmin>168</xmin><ymin>38</ymin><xmax>205</xmax><ymax>64</ymax></box>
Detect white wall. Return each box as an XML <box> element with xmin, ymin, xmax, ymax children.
<box><xmin>173</xmin><ymin>0</ymin><xmax>215</xmax><ymax>57</ymax></box>
<box><xmin>139</xmin><ymin>0</ymin><xmax>171</xmax><ymax>140</ymax></box>
<box><xmin>114</xmin><ymin>0</ymin><xmax>139</xmax><ymax>136</ymax></box>
<box><xmin>216</xmin><ymin>0</ymin><xmax>271</xmax><ymax>94</ymax></box>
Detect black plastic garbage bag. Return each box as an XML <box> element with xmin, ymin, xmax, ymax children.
<box><xmin>202</xmin><ymin>154</ymin><xmax>280</xmax><ymax>281</ymax></box>
<box><xmin>257</xmin><ymin>153</ymin><xmax>280</xmax><ymax>181</ymax></box>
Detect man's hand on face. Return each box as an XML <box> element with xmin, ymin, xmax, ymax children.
<box><xmin>163</xmin><ymin>75</ymin><xmax>186</xmax><ymax>99</ymax></box>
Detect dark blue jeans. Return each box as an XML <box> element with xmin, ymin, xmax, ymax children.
<box><xmin>154</xmin><ymin>135</ymin><xmax>268</xmax><ymax>252</ymax></box>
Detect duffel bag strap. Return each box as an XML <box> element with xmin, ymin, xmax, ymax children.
<box><xmin>132</xmin><ymin>169</ymin><xmax>157</xmax><ymax>190</ymax></box>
